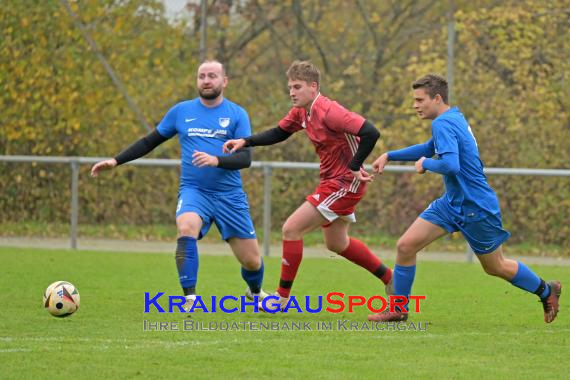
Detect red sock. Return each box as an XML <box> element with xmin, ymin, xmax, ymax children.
<box><xmin>277</xmin><ymin>240</ymin><xmax>303</xmax><ymax>298</ymax></box>
<box><xmin>339</xmin><ymin>237</ymin><xmax>392</xmax><ymax>284</ymax></box>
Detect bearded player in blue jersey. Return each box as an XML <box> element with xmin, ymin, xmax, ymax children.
<box><xmin>91</xmin><ymin>60</ymin><xmax>267</xmax><ymax>310</ymax></box>
<box><xmin>368</xmin><ymin>74</ymin><xmax>561</xmax><ymax>323</ymax></box>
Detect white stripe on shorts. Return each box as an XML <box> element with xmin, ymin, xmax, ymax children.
<box><xmin>321</xmin><ymin>188</ymin><xmax>347</xmax><ymax>208</ymax></box>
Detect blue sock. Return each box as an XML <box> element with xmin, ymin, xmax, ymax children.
<box><xmin>175</xmin><ymin>237</ymin><xmax>199</xmax><ymax>294</ymax></box>
<box><xmin>394</xmin><ymin>264</ymin><xmax>416</xmax><ymax>312</ymax></box>
<box><xmin>241</xmin><ymin>259</ymin><xmax>264</xmax><ymax>294</ymax></box>
<box><xmin>510</xmin><ymin>261</ymin><xmax>549</xmax><ymax>298</ymax></box>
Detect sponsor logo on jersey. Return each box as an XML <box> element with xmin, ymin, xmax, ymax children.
<box><xmin>187</xmin><ymin>128</ymin><xmax>228</xmax><ymax>137</ymax></box>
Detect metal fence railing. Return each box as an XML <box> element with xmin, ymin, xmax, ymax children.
<box><xmin>2</xmin><ymin>155</ymin><xmax>570</xmax><ymax>259</ymax></box>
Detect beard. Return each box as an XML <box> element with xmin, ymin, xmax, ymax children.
<box><xmin>198</xmin><ymin>86</ymin><xmax>222</xmax><ymax>100</ymax></box>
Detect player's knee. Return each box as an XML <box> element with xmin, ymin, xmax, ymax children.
<box><xmin>177</xmin><ymin>224</ymin><xmax>199</xmax><ymax>238</ymax></box>
<box><xmin>236</xmin><ymin>249</ymin><xmax>261</xmax><ymax>270</ymax></box>
<box><xmin>282</xmin><ymin>223</ymin><xmax>301</xmax><ymax>240</ymax></box>
<box><xmin>396</xmin><ymin>238</ymin><xmax>418</xmax><ymax>258</ymax></box>
<box><xmin>242</xmin><ymin>256</ymin><xmax>262</xmax><ymax>271</ymax></box>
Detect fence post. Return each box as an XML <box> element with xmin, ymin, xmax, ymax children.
<box><xmin>262</xmin><ymin>165</ymin><xmax>272</xmax><ymax>256</ymax></box>
<box><xmin>447</xmin><ymin>3</ymin><xmax>455</xmax><ymax>105</ymax></box>
<box><xmin>70</xmin><ymin>159</ymin><xmax>79</xmax><ymax>250</ymax></box>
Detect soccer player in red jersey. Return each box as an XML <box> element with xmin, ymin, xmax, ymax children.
<box><xmin>223</xmin><ymin>60</ymin><xmax>392</xmax><ymax>310</ymax></box>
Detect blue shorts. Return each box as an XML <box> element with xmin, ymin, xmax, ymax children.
<box><xmin>176</xmin><ymin>187</ymin><xmax>256</xmax><ymax>241</ymax></box>
<box><xmin>420</xmin><ymin>198</ymin><xmax>511</xmax><ymax>254</ymax></box>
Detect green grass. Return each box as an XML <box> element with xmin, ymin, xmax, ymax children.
<box><xmin>0</xmin><ymin>247</ymin><xmax>569</xmax><ymax>379</ymax></box>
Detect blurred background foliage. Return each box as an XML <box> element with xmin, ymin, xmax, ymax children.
<box><xmin>1</xmin><ymin>0</ymin><xmax>568</xmax><ymax>251</ymax></box>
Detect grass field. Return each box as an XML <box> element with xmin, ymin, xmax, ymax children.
<box><xmin>1</xmin><ymin>246</ymin><xmax>568</xmax><ymax>379</ymax></box>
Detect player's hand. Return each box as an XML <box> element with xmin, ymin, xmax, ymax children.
<box><xmin>351</xmin><ymin>168</ymin><xmax>374</xmax><ymax>182</ymax></box>
<box><xmin>192</xmin><ymin>150</ymin><xmax>219</xmax><ymax>167</ymax></box>
<box><xmin>90</xmin><ymin>159</ymin><xmax>117</xmax><ymax>177</ymax></box>
<box><xmin>372</xmin><ymin>153</ymin><xmax>389</xmax><ymax>174</ymax></box>
<box><xmin>415</xmin><ymin>157</ymin><xmax>426</xmax><ymax>174</ymax></box>
<box><xmin>223</xmin><ymin>138</ymin><xmax>246</xmax><ymax>154</ymax></box>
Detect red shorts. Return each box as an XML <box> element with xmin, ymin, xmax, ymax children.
<box><xmin>306</xmin><ymin>179</ymin><xmax>366</xmax><ymax>225</ymax></box>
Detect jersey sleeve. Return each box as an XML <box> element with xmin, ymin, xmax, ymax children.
<box><xmin>324</xmin><ymin>101</ymin><xmax>365</xmax><ymax>135</ymax></box>
<box><xmin>156</xmin><ymin>104</ymin><xmax>180</xmax><ymax>139</ymax></box>
<box><xmin>277</xmin><ymin>108</ymin><xmax>304</xmax><ymax>133</ymax></box>
<box><xmin>388</xmin><ymin>139</ymin><xmax>435</xmax><ymax>161</ymax></box>
<box><xmin>432</xmin><ymin>120</ymin><xmax>459</xmax><ymax>155</ymax></box>
<box><xmin>233</xmin><ymin>107</ymin><xmax>252</xmax><ymax>139</ymax></box>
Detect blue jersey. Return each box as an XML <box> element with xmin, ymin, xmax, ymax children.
<box><xmin>157</xmin><ymin>98</ymin><xmax>251</xmax><ymax>192</ymax></box>
<box><xmin>430</xmin><ymin>107</ymin><xmax>500</xmax><ymax>218</ymax></box>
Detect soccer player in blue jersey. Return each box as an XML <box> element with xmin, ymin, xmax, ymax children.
<box><xmin>91</xmin><ymin>60</ymin><xmax>267</xmax><ymax>310</ymax></box>
<box><xmin>368</xmin><ymin>74</ymin><xmax>561</xmax><ymax>323</ymax></box>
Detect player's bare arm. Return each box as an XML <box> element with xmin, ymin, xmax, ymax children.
<box><xmin>192</xmin><ymin>148</ymin><xmax>252</xmax><ymax>170</ymax></box>
<box><xmin>192</xmin><ymin>150</ymin><xmax>219</xmax><ymax>167</ymax></box>
<box><xmin>351</xmin><ymin>168</ymin><xmax>374</xmax><ymax>182</ymax></box>
<box><xmin>90</xmin><ymin>159</ymin><xmax>117</xmax><ymax>177</ymax></box>
<box><xmin>415</xmin><ymin>157</ymin><xmax>426</xmax><ymax>174</ymax></box>
<box><xmin>372</xmin><ymin>153</ymin><xmax>389</xmax><ymax>174</ymax></box>
<box><xmin>91</xmin><ymin>129</ymin><xmax>168</xmax><ymax>177</ymax></box>
<box><xmin>223</xmin><ymin>138</ymin><xmax>246</xmax><ymax>154</ymax></box>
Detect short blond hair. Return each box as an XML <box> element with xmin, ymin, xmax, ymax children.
<box><xmin>412</xmin><ymin>74</ymin><xmax>448</xmax><ymax>104</ymax></box>
<box><xmin>286</xmin><ymin>60</ymin><xmax>320</xmax><ymax>87</ymax></box>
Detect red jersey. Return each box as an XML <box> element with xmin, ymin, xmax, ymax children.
<box><xmin>278</xmin><ymin>94</ymin><xmax>365</xmax><ymax>190</ymax></box>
